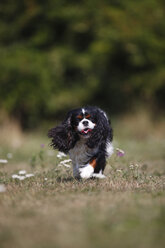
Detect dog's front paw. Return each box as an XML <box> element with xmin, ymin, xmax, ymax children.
<box><xmin>79</xmin><ymin>165</ymin><xmax>94</xmax><ymax>179</ymax></box>
<box><xmin>92</xmin><ymin>173</ymin><xmax>106</xmax><ymax>179</ymax></box>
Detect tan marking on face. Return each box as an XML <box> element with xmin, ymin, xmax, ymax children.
<box><xmin>85</xmin><ymin>114</ymin><xmax>91</xmax><ymax>119</ymax></box>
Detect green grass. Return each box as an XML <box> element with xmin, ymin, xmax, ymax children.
<box><xmin>0</xmin><ymin>115</ymin><xmax>165</xmax><ymax>248</ymax></box>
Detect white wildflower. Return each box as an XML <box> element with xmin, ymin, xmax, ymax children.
<box><xmin>116</xmin><ymin>169</ymin><xmax>122</xmax><ymax>173</ymax></box>
<box><xmin>57</xmin><ymin>152</ymin><xmax>67</xmax><ymax>159</ymax></box>
<box><xmin>0</xmin><ymin>184</ymin><xmax>6</xmax><ymax>193</ymax></box>
<box><xmin>12</xmin><ymin>171</ymin><xmax>34</xmax><ymax>180</ymax></box>
<box><xmin>18</xmin><ymin>176</ymin><xmax>26</xmax><ymax>180</ymax></box>
<box><xmin>59</xmin><ymin>159</ymin><xmax>72</xmax><ymax>168</ymax></box>
<box><xmin>0</xmin><ymin>159</ymin><xmax>8</xmax><ymax>164</ymax></box>
<box><xmin>129</xmin><ymin>164</ymin><xmax>134</xmax><ymax>170</ymax></box>
<box><xmin>60</xmin><ymin>159</ymin><xmax>72</xmax><ymax>164</ymax></box>
<box><xmin>25</xmin><ymin>174</ymin><xmax>34</xmax><ymax>178</ymax></box>
<box><xmin>58</xmin><ymin>163</ymin><xmax>71</xmax><ymax>168</ymax></box>
<box><xmin>19</xmin><ymin>170</ymin><xmax>27</xmax><ymax>175</ymax></box>
<box><xmin>63</xmin><ymin>164</ymin><xmax>71</xmax><ymax>168</ymax></box>
<box><xmin>12</xmin><ymin>174</ymin><xmax>20</xmax><ymax>179</ymax></box>
<box><xmin>12</xmin><ymin>175</ymin><xmax>26</xmax><ymax>180</ymax></box>
<box><xmin>44</xmin><ymin>178</ymin><xmax>48</xmax><ymax>181</ymax></box>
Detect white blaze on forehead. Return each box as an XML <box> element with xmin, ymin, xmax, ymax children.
<box><xmin>82</xmin><ymin>108</ymin><xmax>85</xmax><ymax>114</ymax></box>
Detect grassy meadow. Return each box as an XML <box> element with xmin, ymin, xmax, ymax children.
<box><xmin>0</xmin><ymin>112</ymin><xmax>165</xmax><ymax>248</ymax></box>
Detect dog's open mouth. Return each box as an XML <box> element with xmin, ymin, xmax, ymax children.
<box><xmin>81</xmin><ymin>128</ymin><xmax>92</xmax><ymax>135</ymax></box>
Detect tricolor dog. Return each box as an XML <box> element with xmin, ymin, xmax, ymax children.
<box><xmin>48</xmin><ymin>106</ymin><xmax>113</xmax><ymax>179</ymax></box>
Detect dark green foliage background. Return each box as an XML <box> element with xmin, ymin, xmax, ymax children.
<box><xmin>0</xmin><ymin>0</ymin><xmax>165</xmax><ymax>128</ymax></box>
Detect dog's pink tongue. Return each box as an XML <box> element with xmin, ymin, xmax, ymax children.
<box><xmin>82</xmin><ymin>129</ymin><xmax>91</xmax><ymax>134</ymax></box>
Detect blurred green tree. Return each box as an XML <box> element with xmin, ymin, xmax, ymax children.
<box><xmin>0</xmin><ymin>0</ymin><xmax>165</xmax><ymax>128</ymax></box>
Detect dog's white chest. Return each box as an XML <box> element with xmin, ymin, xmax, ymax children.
<box><xmin>69</xmin><ymin>139</ymin><xmax>97</xmax><ymax>166</ymax></box>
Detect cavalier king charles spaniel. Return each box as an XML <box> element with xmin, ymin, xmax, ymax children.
<box><xmin>48</xmin><ymin>106</ymin><xmax>113</xmax><ymax>179</ymax></box>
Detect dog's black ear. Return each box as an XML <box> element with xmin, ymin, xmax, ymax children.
<box><xmin>86</xmin><ymin>109</ymin><xmax>113</xmax><ymax>149</ymax></box>
<box><xmin>48</xmin><ymin>111</ymin><xmax>78</xmax><ymax>153</ymax></box>
<box><xmin>48</xmin><ymin>125</ymin><xmax>69</xmax><ymax>153</ymax></box>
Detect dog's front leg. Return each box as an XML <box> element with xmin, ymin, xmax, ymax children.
<box><xmin>79</xmin><ymin>159</ymin><xmax>96</xmax><ymax>179</ymax></box>
<box><xmin>79</xmin><ymin>164</ymin><xmax>94</xmax><ymax>179</ymax></box>
<box><xmin>73</xmin><ymin>164</ymin><xmax>80</xmax><ymax>178</ymax></box>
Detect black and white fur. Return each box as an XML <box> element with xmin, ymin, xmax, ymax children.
<box><xmin>48</xmin><ymin>106</ymin><xmax>113</xmax><ymax>179</ymax></box>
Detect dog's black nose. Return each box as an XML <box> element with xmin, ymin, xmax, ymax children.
<box><xmin>82</xmin><ymin>121</ymin><xmax>88</xmax><ymax>126</ymax></box>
